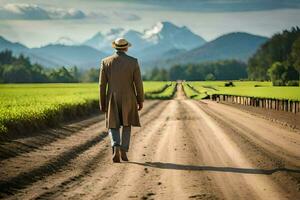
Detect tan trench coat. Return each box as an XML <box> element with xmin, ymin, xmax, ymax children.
<box><xmin>99</xmin><ymin>51</ymin><xmax>144</xmax><ymax>129</ymax></box>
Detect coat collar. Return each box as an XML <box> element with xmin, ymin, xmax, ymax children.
<box><xmin>115</xmin><ymin>51</ymin><xmax>126</xmax><ymax>56</ymax></box>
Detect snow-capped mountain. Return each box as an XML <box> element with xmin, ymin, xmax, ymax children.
<box><xmin>137</xmin><ymin>21</ymin><xmax>206</xmax><ymax>60</ymax></box>
<box><xmin>82</xmin><ymin>21</ymin><xmax>206</xmax><ymax>60</ymax></box>
<box><xmin>143</xmin><ymin>21</ymin><xmax>205</xmax><ymax>50</ymax></box>
<box><xmin>83</xmin><ymin>32</ymin><xmax>105</xmax><ymax>50</ymax></box>
<box><xmin>83</xmin><ymin>28</ymin><xmax>126</xmax><ymax>54</ymax></box>
<box><xmin>54</xmin><ymin>37</ymin><xmax>78</xmax><ymax>46</ymax></box>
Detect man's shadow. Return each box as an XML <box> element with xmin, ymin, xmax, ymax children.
<box><xmin>126</xmin><ymin>161</ymin><xmax>300</xmax><ymax>175</ymax></box>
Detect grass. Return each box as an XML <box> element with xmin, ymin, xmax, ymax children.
<box><xmin>145</xmin><ymin>82</ymin><xmax>177</xmax><ymax>99</ymax></box>
<box><xmin>190</xmin><ymin>81</ymin><xmax>272</xmax><ymax>87</ymax></box>
<box><xmin>213</xmin><ymin>86</ymin><xmax>300</xmax><ymax>101</ymax></box>
<box><xmin>143</xmin><ymin>81</ymin><xmax>172</xmax><ymax>93</ymax></box>
<box><xmin>0</xmin><ymin>83</ymin><xmax>99</xmax><ymax>137</ymax></box>
<box><xmin>182</xmin><ymin>82</ymin><xmax>208</xmax><ymax>99</ymax></box>
<box><xmin>184</xmin><ymin>81</ymin><xmax>300</xmax><ymax>101</ymax></box>
<box><xmin>0</xmin><ymin>81</ymin><xmax>172</xmax><ymax>137</ymax></box>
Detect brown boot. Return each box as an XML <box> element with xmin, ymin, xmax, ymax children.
<box><xmin>120</xmin><ymin>149</ymin><xmax>129</xmax><ymax>161</ymax></box>
<box><xmin>112</xmin><ymin>146</ymin><xmax>120</xmax><ymax>163</ymax></box>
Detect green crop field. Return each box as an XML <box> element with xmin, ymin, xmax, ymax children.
<box><xmin>143</xmin><ymin>81</ymin><xmax>172</xmax><ymax>93</ymax></box>
<box><xmin>0</xmin><ymin>81</ymin><xmax>171</xmax><ymax>136</ymax></box>
<box><xmin>145</xmin><ymin>82</ymin><xmax>176</xmax><ymax>99</ymax></box>
<box><xmin>184</xmin><ymin>81</ymin><xmax>300</xmax><ymax>101</ymax></box>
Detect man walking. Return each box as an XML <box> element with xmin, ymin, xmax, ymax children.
<box><xmin>99</xmin><ymin>38</ymin><xmax>144</xmax><ymax>163</ymax></box>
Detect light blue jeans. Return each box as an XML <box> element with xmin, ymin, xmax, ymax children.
<box><xmin>109</xmin><ymin>126</ymin><xmax>131</xmax><ymax>152</ymax></box>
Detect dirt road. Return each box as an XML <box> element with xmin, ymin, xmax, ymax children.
<box><xmin>0</xmin><ymin>83</ymin><xmax>300</xmax><ymax>200</ymax></box>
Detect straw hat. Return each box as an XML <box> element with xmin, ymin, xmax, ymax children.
<box><xmin>112</xmin><ymin>38</ymin><xmax>132</xmax><ymax>49</ymax></box>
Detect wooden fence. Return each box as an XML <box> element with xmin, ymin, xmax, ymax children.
<box><xmin>210</xmin><ymin>94</ymin><xmax>300</xmax><ymax>113</ymax></box>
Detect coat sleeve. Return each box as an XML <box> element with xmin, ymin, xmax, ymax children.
<box><xmin>99</xmin><ymin>60</ymin><xmax>108</xmax><ymax>111</ymax></box>
<box><xmin>133</xmin><ymin>59</ymin><xmax>144</xmax><ymax>103</ymax></box>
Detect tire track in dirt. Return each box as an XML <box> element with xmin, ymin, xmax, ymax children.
<box><xmin>0</xmin><ymin>113</ymin><xmax>105</xmax><ymax>160</ymax></box>
<box><xmin>198</xmin><ymin>100</ymin><xmax>300</xmax><ymax>166</ymax></box>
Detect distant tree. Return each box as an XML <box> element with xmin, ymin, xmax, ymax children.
<box><xmin>0</xmin><ymin>50</ymin><xmax>15</xmax><ymax>65</ymax></box>
<box><xmin>281</xmin><ymin>63</ymin><xmax>299</xmax><ymax>83</ymax></box>
<box><xmin>30</xmin><ymin>63</ymin><xmax>48</xmax><ymax>82</ymax></box>
<box><xmin>205</xmin><ymin>73</ymin><xmax>216</xmax><ymax>81</ymax></box>
<box><xmin>290</xmin><ymin>37</ymin><xmax>300</xmax><ymax>79</ymax></box>
<box><xmin>267</xmin><ymin>62</ymin><xmax>286</xmax><ymax>84</ymax></box>
<box><xmin>2</xmin><ymin>64</ymin><xmax>32</xmax><ymax>83</ymax></box>
<box><xmin>160</xmin><ymin>69</ymin><xmax>169</xmax><ymax>81</ymax></box>
<box><xmin>48</xmin><ymin>67</ymin><xmax>75</xmax><ymax>83</ymax></box>
<box><xmin>267</xmin><ymin>62</ymin><xmax>299</xmax><ymax>85</ymax></box>
<box><xmin>13</xmin><ymin>54</ymin><xmax>31</xmax><ymax>68</ymax></box>
<box><xmin>68</xmin><ymin>66</ymin><xmax>80</xmax><ymax>82</ymax></box>
<box><xmin>81</xmin><ymin>68</ymin><xmax>99</xmax><ymax>82</ymax></box>
<box><xmin>169</xmin><ymin>65</ymin><xmax>186</xmax><ymax>81</ymax></box>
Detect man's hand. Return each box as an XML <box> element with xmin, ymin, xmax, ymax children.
<box><xmin>138</xmin><ymin>102</ymin><xmax>143</xmax><ymax>111</ymax></box>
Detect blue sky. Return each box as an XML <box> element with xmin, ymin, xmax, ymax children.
<box><xmin>0</xmin><ymin>0</ymin><xmax>300</xmax><ymax>47</ymax></box>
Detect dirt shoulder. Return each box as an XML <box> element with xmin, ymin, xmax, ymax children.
<box><xmin>220</xmin><ymin>101</ymin><xmax>300</xmax><ymax>131</ymax></box>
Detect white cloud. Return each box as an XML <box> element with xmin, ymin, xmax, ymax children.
<box><xmin>0</xmin><ymin>4</ymin><xmax>91</xmax><ymax>20</ymax></box>
<box><xmin>0</xmin><ymin>4</ymin><xmax>50</xmax><ymax>20</ymax></box>
<box><xmin>50</xmin><ymin>8</ymin><xmax>86</xmax><ymax>19</ymax></box>
<box><xmin>114</xmin><ymin>12</ymin><xmax>140</xmax><ymax>21</ymax></box>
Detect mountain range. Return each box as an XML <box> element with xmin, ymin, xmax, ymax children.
<box><xmin>0</xmin><ymin>21</ymin><xmax>268</xmax><ymax>70</ymax></box>
<box><xmin>0</xmin><ymin>36</ymin><xmax>107</xmax><ymax>68</ymax></box>
<box><xmin>83</xmin><ymin>22</ymin><xmax>206</xmax><ymax>61</ymax></box>
<box><xmin>148</xmin><ymin>32</ymin><xmax>268</xmax><ymax>69</ymax></box>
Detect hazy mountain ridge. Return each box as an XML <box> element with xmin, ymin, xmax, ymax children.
<box><xmin>151</xmin><ymin>32</ymin><xmax>268</xmax><ymax>68</ymax></box>
<box><xmin>0</xmin><ymin>36</ymin><xmax>107</xmax><ymax>68</ymax></box>
<box><xmin>0</xmin><ymin>36</ymin><xmax>27</xmax><ymax>52</ymax></box>
<box><xmin>182</xmin><ymin>32</ymin><xmax>268</xmax><ymax>62</ymax></box>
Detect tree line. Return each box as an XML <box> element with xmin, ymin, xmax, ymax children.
<box><xmin>1</xmin><ymin>50</ymin><xmax>247</xmax><ymax>83</ymax></box>
<box><xmin>0</xmin><ymin>50</ymin><xmax>99</xmax><ymax>83</ymax></box>
<box><xmin>248</xmin><ymin>27</ymin><xmax>300</xmax><ymax>85</ymax></box>
<box><xmin>143</xmin><ymin>60</ymin><xmax>247</xmax><ymax>81</ymax></box>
